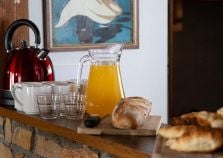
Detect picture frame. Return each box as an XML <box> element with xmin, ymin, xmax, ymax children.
<box><xmin>43</xmin><ymin>0</ymin><xmax>139</xmax><ymax>51</ymax></box>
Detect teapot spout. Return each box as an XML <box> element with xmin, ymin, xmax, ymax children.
<box><xmin>37</xmin><ymin>49</ymin><xmax>49</xmax><ymax>60</ymax></box>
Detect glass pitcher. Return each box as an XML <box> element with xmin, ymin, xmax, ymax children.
<box><xmin>77</xmin><ymin>44</ymin><xmax>125</xmax><ymax>117</ymax></box>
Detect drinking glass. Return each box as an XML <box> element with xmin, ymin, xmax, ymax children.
<box><xmin>37</xmin><ymin>94</ymin><xmax>61</xmax><ymax>119</ymax></box>
<box><xmin>64</xmin><ymin>93</ymin><xmax>85</xmax><ymax>119</ymax></box>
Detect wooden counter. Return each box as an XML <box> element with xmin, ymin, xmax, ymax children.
<box><xmin>0</xmin><ymin>107</ymin><xmax>156</xmax><ymax>158</ymax></box>
<box><xmin>4</xmin><ymin>106</ymin><xmax>220</xmax><ymax>158</ymax></box>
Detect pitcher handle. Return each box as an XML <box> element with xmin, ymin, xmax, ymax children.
<box><xmin>76</xmin><ymin>54</ymin><xmax>90</xmax><ymax>88</ymax></box>
<box><xmin>11</xmin><ymin>84</ymin><xmax>23</xmax><ymax>110</ymax></box>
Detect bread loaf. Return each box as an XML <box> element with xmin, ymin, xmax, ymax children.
<box><xmin>112</xmin><ymin>97</ymin><xmax>152</xmax><ymax>129</ymax></box>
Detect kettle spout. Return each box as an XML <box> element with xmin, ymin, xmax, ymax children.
<box><xmin>37</xmin><ymin>49</ymin><xmax>49</xmax><ymax>60</ymax></box>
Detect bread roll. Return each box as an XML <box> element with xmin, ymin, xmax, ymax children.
<box><xmin>112</xmin><ymin>97</ymin><xmax>152</xmax><ymax>129</ymax></box>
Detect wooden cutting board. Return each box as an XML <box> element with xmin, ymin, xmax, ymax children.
<box><xmin>77</xmin><ymin>115</ymin><xmax>161</xmax><ymax>136</ymax></box>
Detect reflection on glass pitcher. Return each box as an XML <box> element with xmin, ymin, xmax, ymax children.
<box><xmin>77</xmin><ymin>44</ymin><xmax>125</xmax><ymax>117</ymax></box>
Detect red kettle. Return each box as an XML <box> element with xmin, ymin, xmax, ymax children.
<box><xmin>2</xmin><ymin>19</ymin><xmax>54</xmax><ymax>90</ymax></box>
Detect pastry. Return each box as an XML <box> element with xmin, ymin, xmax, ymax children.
<box><xmin>170</xmin><ymin>111</ymin><xmax>223</xmax><ymax>129</ymax></box>
<box><xmin>165</xmin><ymin>126</ymin><xmax>223</xmax><ymax>152</ymax></box>
<box><xmin>159</xmin><ymin>107</ymin><xmax>223</xmax><ymax>152</ymax></box>
<box><xmin>217</xmin><ymin>106</ymin><xmax>223</xmax><ymax>118</ymax></box>
<box><xmin>158</xmin><ymin>125</ymin><xmax>197</xmax><ymax>139</ymax></box>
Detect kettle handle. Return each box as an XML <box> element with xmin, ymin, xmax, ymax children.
<box><xmin>4</xmin><ymin>19</ymin><xmax>41</xmax><ymax>51</ymax></box>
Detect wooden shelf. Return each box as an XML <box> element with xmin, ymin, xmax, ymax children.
<box><xmin>0</xmin><ymin>107</ymin><xmax>155</xmax><ymax>158</ymax></box>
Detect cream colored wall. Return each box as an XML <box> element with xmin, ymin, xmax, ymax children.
<box><xmin>29</xmin><ymin>0</ymin><xmax>168</xmax><ymax>122</ymax></box>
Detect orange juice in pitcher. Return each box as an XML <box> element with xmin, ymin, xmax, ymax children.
<box><xmin>77</xmin><ymin>44</ymin><xmax>125</xmax><ymax>117</ymax></box>
<box><xmin>86</xmin><ymin>63</ymin><xmax>124</xmax><ymax>116</ymax></box>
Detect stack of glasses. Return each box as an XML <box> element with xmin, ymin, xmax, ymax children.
<box><xmin>11</xmin><ymin>80</ymin><xmax>87</xmax><ymax>120</ymax></box>
<box><xmin>37</xmin><ymin>80</ymin><xmax>87</xmax><ymax>120</ymax></box>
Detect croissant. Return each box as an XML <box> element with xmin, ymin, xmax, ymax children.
<box><xmin>159</xmin><ymin>106</ymin><xmax>223</xmax><ymax>152</ymax></box>
<box><xmin>112</xmin><ymin>97</ymin><xmax>152</xmax><ymax>129</ymax></box>
<box><xmin>170</xmin><ymin>111</ymin><xmax>223</xmax><ymax>129</ymax></box>
<box><xmin>160</xmin><ymin>125</ymin><xmax>223</xmax><ymax>152</ymax></box>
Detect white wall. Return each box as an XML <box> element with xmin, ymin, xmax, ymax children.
<box><xmin>29</xmin><ymin>0</ymin><xmax>168</xmax><ymax>122</ymax></box>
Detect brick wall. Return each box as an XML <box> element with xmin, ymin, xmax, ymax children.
<box><xmin>0</xmin><ymin>117</ymin><xmax>115</xmax><ymax>158</ymax></box>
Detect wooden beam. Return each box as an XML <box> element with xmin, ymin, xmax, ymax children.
<box><xmin>0</xmin><ymin>0</ymin><xmax>28</xmax><ymax>87</ymax></box>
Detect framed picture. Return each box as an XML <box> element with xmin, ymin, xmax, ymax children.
<box><xmin>43</xmin><ymin>0</ymin><xmax>139</xmax><ymax>51</ymax></box>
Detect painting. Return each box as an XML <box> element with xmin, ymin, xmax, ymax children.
<box><xmin>43</xmin><ymin>0</ymin><xmax>139</xmax><ymax>51</ymax></box>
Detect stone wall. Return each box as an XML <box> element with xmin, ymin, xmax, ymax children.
<box><xmin>0</xmin><ymin>117</ymin><xmax>114</xmax><ymax>158</ymax></box>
